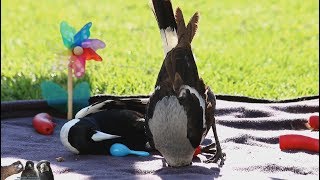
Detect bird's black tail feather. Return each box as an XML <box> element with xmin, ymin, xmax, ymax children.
<box><xmin>150</xmin><ymin>0</ymin><xmax>178</xmax><ymax>55</ymax></box>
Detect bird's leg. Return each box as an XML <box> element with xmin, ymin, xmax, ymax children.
<box><xmin>204</xmin><ymin>124</ymin><xmax>226</xmax><ymax>166</ymax></box>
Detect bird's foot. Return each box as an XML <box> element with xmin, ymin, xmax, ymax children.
<box><xmin>203</xmin><ymin>149</ymin><xmax>226</xmax><ymax>167</ymax></box>
<box><xmin>201</xmin><ymin>143</ymin><xmax>216</xmax><ymax>154</ymax></box>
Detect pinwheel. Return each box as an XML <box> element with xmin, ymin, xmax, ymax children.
<box><xmin>60</xmin><ymin>21</ymin><xmax>106</xmax><ymax>78</ymax></box>
<box><xmin>59</xmin><ymin>21</ymin><xmax>106</xmax><ymax>119</ymax></box>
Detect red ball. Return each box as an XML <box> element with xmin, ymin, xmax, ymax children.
<box><xmin>308</xmin><ymin>115</ymin><xmax>319</xmax><ymax>130</ymax></box>
<box><xmin>32</xmin><ymin>113</ymin><xmax>56</xmax><ymax>135</ymax></box>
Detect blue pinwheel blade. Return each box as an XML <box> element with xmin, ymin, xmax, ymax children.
<box><xmin>41</xmin><ymin>81</ymin><xmax>68</xmax><ymax>113</ymax></box>
<box><xmin>73</xmin><ymin>22</ymin><xmax>92</xmax><ymax>47</ymax></box>
<box><xmin>60</xmin><ymin>21</ymin><xmax>76</xmax><ymax>49</ymax></box>
<box><xmin>73</xmin><ymin>81</ymin><xmax>90</xmax><ymax>113</ymax></box>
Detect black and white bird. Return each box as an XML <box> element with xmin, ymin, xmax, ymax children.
<box><xmin>145</xmin><ymin>0</ymin><xmax>225</xmax><ymax>167</ymax></box>
<box><xmin>36</xmin><ymin>160</ymin><xmax>54</xmax><ymax>180</ymax></box>
<box><xmin>60</xmin><ymin>99</ymin><xmax>149</xmax><ymax>155</ymax></box>
<box><xmin>21</xmin><ymin>161</ymin><xmax>38</xmax><ymax>180</ymax></box>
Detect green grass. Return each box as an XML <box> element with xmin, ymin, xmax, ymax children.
<box><xmin>1</xmin><ymin>0</ymin><xmax>319</xmax><ymax>101</ymax></box>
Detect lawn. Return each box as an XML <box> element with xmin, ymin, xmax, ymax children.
<box><xmin>1</xmin><ymin>0</ymin><xmax>319</xmax><ymax>101</ymax></box>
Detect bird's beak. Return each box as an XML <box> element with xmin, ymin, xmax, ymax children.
<box><xmin>91</xmin><ymin>131</ymin><xmax>121</xmax><ymax>142</ymax></box>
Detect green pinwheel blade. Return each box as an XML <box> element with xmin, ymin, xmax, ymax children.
<box><xmin>60</xmin><ymin>21</ymin><xmax>76</xmax><ymax>49</ymax></box>
<box><xmin>41</xmin><ymin>81</ymin><xmax>90</xmax><ymax>115</ymax></box>
<box><xmin>73</xmin><ymin>81</ymin><xmax>90</xmax><ymax>113</ymax></box>
<box><xmin>41</xmin><ymin>81</ymin><xmax>68</xmax><ymax>113</ymax></box>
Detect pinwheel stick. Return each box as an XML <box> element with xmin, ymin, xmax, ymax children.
<box><xmin>67</xmin><ymin>65</ymin><xmax>73</xmax><ymax>120</ymax></box>
<box><xmin>60</xmin><ymin>21</ymin><xmax>106</xmax><ymax>120</ymax></box>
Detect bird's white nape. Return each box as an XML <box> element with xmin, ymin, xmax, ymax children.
<box><xmin>179</xmin><ymin>85</ymin><xmax>206</xmax><ymax>129</ymax></box>
<box><xmin>91</xmin><ymin>131</ymin><xmax>121</xmax><ymax>142</ymax></box>
<box><xmin>60</xmin><ymin>119</ymin><xmax>80</xmax><ymax>154</ymax></box>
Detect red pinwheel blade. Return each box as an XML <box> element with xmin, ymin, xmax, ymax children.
<box><xmin>70</xmin><ymin>55</ymin><xmax>86</xmax><ymax>78</ymax></box>
<box><xmin>82</xmin><ymin>48</ymin><xmax>103</xmax><ymax>61</ymax></box>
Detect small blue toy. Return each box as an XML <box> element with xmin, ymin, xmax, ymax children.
<box><xmin>110</xmin><ymin>143</ymin><xmax>150</xmax><ymax>157</ymax></box>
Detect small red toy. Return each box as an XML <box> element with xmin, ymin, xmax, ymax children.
<box><xmin>308</xmin><ymin>115</ymin><xmax>319</xmax><ymax>130</ymax></box>
<box><xmin>279</xmin><ymin>134</ymin><xmax>319</xmax><ymax>153</ymax></box>
<box><xmin>32</xmin><ymin>113</ymin><xmax>56</xmax><ymax>135</ymax></box>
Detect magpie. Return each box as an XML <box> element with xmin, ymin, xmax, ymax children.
<box><xmin>145</xmin><ymin>0</ymin><xmax>225</xmax><ymax>167</ymax></box>
<box><xmin>60</xmin><ymin>99</ymin><xmax>149</xmax><ymax>155</ymax></box>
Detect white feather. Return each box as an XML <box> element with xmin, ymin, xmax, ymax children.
<box><xmin>60</xmin><ymin>119</ymin><xmax>80</xmax><ymax>154</ymax></box>
<box><xmin>155</xmin><ymin>85</ymin><xmax>161</xmax><ymax>91</ymax></box>
<box><xmin>91</xmin><ymin>131</ymin><xmax>120</xmax><ymax>142</ymax></box>
<box><xmin>75</xmin><ymin>100</ymin><xmax>114</xmax><ymax>119</ymax></box>
<box><xmin>160</xmin><ymin>27</ymin><xmax>178</xmax><ymax>55</ymax></box>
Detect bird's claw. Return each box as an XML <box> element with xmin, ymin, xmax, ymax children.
<box><xmin>201</xmin><ymin>143</ymin><xmax>226</xmax><ymax>166</ymax></box>
<box><xmin>201</xmin><ymin>143</ymin><xmax>216</xmax><ymax>153</ymax></box>
<box><xmin>204</xmin><ymin>150</ymin><xmax>226</xmax><ymax>166</ymax></box>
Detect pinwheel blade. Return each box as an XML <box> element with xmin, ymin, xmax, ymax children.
<box><xmin>82</xmin><ymin>48</ymin><xmax>103</xmax><ymax>61</ymax></box>
<box><xmin>81</xmin><ymin>39</ymin><xmax>106</xmax><ymax>51</ymax></box>
<box><xmin>70</xmin><ymin>55</ymin><xmax>86</xmax><ymax>78</ymax></box>
<box><xmin>40</xmin><ymin>81</ymin><xmax>90</xmax><ymax>113</ymax></box>
<box><xmin>73</xmin><ymin>22</ymin><xmax>92</xmax><ymax>46</ymax></box>
<box><xmin>41</xmin><ymin>81</ymin><xmax>68</xmax><ymax>113</ymax></box>
<box><xmin>60</xmin><ymin>21</ymin><xmax>76</xmax><ymax>49</ymax></box>
<box><xmin>73</xmin><ymin>82</ymin><xmax>90</xmax><ymax>112</ymax></box>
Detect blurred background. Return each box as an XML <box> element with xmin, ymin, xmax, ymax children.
<box><xmin>1</xmin><ymin>0</ymin><xmax>319</xmax><ymax>101</ymax></box>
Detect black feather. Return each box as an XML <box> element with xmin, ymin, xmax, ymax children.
<box><xmin>151</xmin><ymin>0</ymin><xmax>177</xmax><ymax>30</ymax></box>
